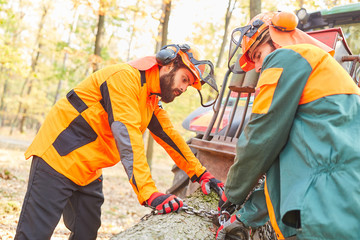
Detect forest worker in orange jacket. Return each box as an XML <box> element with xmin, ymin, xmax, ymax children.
<box><xmin>15</xmin><ymin>43</ymin><xmax>224</xmax><ymax>240</ymax></box>
<box><xmin>216</xmin><ymin>12</ymin><xmax>360</xmax><ymax>240</ymax></box>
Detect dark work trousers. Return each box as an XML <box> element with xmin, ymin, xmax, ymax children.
<box><xmin>15</xmin><ymin>156</ymin><xmax>104</xmax><ymax>240</ymax></box>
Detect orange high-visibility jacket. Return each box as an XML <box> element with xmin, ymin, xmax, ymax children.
<box><xmin>25</xmin><ymin>59</ymin><xmax>206</xmax><ymax>204</ymax></box>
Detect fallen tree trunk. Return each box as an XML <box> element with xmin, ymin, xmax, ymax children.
<box><xmin>111</xmin><ymin>188</ymin><xmax>276</xmax><ymax>240</ymax></box>
<box><xmin>110</xmin><ymin>189</ymin><xmax>219</xmax><ymax>240</ymax></box>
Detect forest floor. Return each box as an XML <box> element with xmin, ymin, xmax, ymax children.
<box><xmin>0</xmin><ymin>128</ymin><xmax>175</xmax><ymax>240</ymax></box>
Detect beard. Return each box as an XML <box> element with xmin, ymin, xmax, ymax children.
<box><xmin>159</xmin><ymin>70</ymin><xmax>177</xmax><ymax>103</ymax></box>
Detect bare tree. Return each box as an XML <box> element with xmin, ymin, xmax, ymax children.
<box><xmin>216</xmin><ymin>0</ymin><xmax>238</xmax><ymax>68</ymax></box>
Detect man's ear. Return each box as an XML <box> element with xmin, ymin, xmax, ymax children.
<box><xmin>160</xmin><ymin>62</ymin><xmax>174</xmax><ymax>74</ymax></box>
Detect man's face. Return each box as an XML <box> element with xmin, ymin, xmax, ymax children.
<box><xmin>250</xmin><ymin>42</ymin><xmax>276</xmax><ymax>72</ymax></box>
<box><xmin>160</xmin><ymin>67</ymin><xmax>195</xmax><ymax>103</ymax></box>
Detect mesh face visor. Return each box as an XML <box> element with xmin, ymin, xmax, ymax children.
<box><xmin>161</xmin><ymin>44</ymin><xmax>218</xmax><ymax>92</ymax></box>
<box><xmin>186</xmin><ymin>52</ymin><xmax>218</xmax><ymax>92</ymax></box>
<box><xmin>228</xmin><ymin>19</ymin><xmax>265</xmax><ymax>74</ymax></box>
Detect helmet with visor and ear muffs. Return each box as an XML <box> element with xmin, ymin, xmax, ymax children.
<box><xmin>156</xmin><ymin>44</ymin><xmax>219</xmax><ymax>107</ymax></box>
<box><xmin>228</xmin><ymin>12</ymin><xmax>277</xmax><ymax>73</ymax></box>
<box><xmin>228</xmin><ymin>11</ymin><xmax>333</xmax><ymax>73</ymax></box>
<box><xmin>228</xmin><ymin>12</ymin><xmax>299</xmax><ymax>73</ymax></box>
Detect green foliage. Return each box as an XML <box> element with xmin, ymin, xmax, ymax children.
<box><xmin>55</xmin><ymin>41</ymin><xmax>69</xmax><ymax>51</ymax></box>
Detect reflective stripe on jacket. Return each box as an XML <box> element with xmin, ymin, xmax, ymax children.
<box><xmin>226</xmin><ymin>44</ymin><xmax>360</xmax><ymax>239</ymax></box>
<box><xmin>25</xmin><ymin>60</ymin><xmax>206</xmax><ymax>204</ymax></box>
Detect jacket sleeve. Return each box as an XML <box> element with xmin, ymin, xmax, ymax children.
<box><xmin>225</xmin><ymin>48</ymin><xmax>313</xmax><ymax>205</ymax></box>
<box><xmin>100</xmin><ymin>67</ymin><xmax>157</xmax><ymax>204</ymax></box>
<box><xmin>237</xmin><ymin>182</ymin><xmax>269</xmax><ymax>228</ymax></box>
<box><xmin>148</xmin><ymin>104</ymin><xmax>206</xmax><ymax>182</ymax></box>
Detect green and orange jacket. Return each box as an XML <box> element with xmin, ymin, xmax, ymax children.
<box><xmin>25</xmin><ymin>58</ymin><xmax>206</xmax><ymax>204</ymax></box>
<box><xmin>225</xmin><ymin>44</ymin><xmax>360</xmax><ymax>239</ymax></box>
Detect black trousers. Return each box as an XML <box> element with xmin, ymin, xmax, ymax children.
<box><xmin>15</xmin><ymin>156</ymin><xmax>104</xmax><ymax>240</ymax></box>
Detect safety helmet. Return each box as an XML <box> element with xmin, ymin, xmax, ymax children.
<box><xmin>228</xmin><ymin>11</ymin><xmax>334</xmax><ymax>72</ymax></box>
<box><xmin>156</xmin><ymin>44</ymin><xmax>218</xmax><ymax>92</ymax></box>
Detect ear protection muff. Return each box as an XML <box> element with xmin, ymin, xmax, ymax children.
<box><xmin>156</xmin><ymin>47</ymin><xmax>177</xmax><ymax>66</ymax></box>
<box><xmin>271</xmin><ymin>11</ymin><xmax>299</xmax><ymax>32</ymax></box>
<box><xmin>156</xmin><ymin>44</ymin><xmax>191</xmax><ymax>66</ymax></box>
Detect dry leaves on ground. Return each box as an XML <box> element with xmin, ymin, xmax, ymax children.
<box><xmin>0</xmin><ymin>143</ymin><xmax>175</xmax><ymax>240</ymax></box>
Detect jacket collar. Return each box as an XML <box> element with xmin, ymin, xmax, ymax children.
<box><xmin>127</xmin><ymin>56</ymin><xmax>161</xmax><ymax>96</ymax></box>
<box><xmin>145</xmin><ymin>65</ymin><xmax>161</xmax><ymax>96</ymax></box>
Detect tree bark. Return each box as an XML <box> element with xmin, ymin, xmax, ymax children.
<box><xmin>92</xmin><ymin>0</ymin><xmax>106</xmax><ymax>73</ymax></box>
<box><xmin>161</xmin><ymin>0</ymin><xmax>171</xmax><ymax>47</ymax></box>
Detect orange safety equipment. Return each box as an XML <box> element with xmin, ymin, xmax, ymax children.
<box><xmin>271</xmin><ymin>11</ymin><xmax>298</xmax><ymax>32</ymax></box>
<box><xmin>156</xmin><ymin>44</ymin><xmax>218</xmax><ymax>92</ymax></box>
<box><xmin>25</xmin><ymin>57</ymin><xmax>206</xmax><ymax>204</ymax></box>
<box><xmin>228</xmin><ymin>11</ymin><xmax>335</xmax><ymax>73</ymax></box>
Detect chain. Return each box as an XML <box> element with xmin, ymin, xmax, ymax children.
<box><xmin>257</xmin><ymin>222</ymin><xmax>277</xmax><ymax>240</ymax></box>
<box><xmin>140</xmin><ymin>203</ymin><xmax>218</xmax><ymax>221</ymax></box>
<box><xmin>181</xmin><ymin>205</ymin><xmax>218</xmax><ymax>220</ymax></box>
<box><xmin>140</xmin><ymin>209</ymin><xmax>158</xmax><ymax>221</ymax></box>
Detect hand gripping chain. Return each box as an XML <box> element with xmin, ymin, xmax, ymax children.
<box><xmin>140</xmin><ymin>203</ymin><xmax>218</xmax><ymax>221</ymax></box>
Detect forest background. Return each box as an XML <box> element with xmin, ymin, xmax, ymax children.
<box><xmin>0</xmin><ymin>0</ymin><xmax>359</xmax><ymax>239</ymax></box>
<box><xmin>1</xmin><ymin>0</ymin><xmax>359</xmax><ymax>141</ymax></box>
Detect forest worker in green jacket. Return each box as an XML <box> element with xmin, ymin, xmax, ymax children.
<box><xmin>216</xmin><ymin>11</ymin><xmax>360</xmax><ymax>240</ymax></box>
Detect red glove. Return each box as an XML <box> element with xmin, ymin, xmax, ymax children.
<box><xmin>199</xmin><ymin>171</ymin><xmax>224</xmax><ymax>196</ymax></box>
<box><xmin>216</xmin><ymin>215</ymin><xmax>250</xmax><ymax>240</ymax></box>
<box><xmin>147</xmin><ymin>192</ymin><xmax>183</xmax><ymax>214</ymax></box>
<box><xmin>218</xmin><ymin>191</ymin><xmax>228</xmax><ymax>211</ymax></box>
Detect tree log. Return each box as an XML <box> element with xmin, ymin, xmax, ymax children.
<box><xmin>110</xmin><ymin>189</ymin><xmax>219</xmax><ymax>240</ymax></box>
<box><xmin>111</xmin><ymin>188</ymin><xmax>276</xmax><ymax>240</ymax></box>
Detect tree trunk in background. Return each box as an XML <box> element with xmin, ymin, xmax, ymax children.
<box><xmin>250</xmin><ymin>0</ymin><xmax>261</xmax><ymax>19</ymax></box>
<box><xmin>146</xmin><ymin>0</ymin><xmax>172</xmax><ymax>168</ymax></box>
<box><xmin>160</xmin><ymin>0</ymin><xmax>171</xmax><ymax>47</ymax></box>
<box><xmin>216</xmin><ymin>0</ymin><xmax>237</xmax><ymax>69</ymax></box>
<box><xmin>11</xmin><ymin>4</ymin><xmax>49</xmax><ymax>134</ymax></box>
<box><xmin>92</xmin><ymin>0</ymin><xmax>105</xmax><ymax>73</ymax></box>
<box><xmin>155</xmin><ymin>0</ymin><xmax>171</xmax><ymax>51</ymax></box>
<box><xmin>53</xmin><ymin>4</ymin><xmax>80</xmax><ymax>105</ymax></box>
<box><xmin>18</xmin><ymin>40</ymin><xmax>44</xmax><ymax>133</ymax></box>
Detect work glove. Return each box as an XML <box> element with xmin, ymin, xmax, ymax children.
<box><xmin>147</xmin><ymin>192</ymin><xmax>183</xmax><ymax>214</ymax></box>
<box><xmin>198</xmin><ymin>171</ymin><xmax>224</xmax><ymax>197</ymax></box>
<box><xmin>216</xmin><ymin>215</ymin><xmax>250</xmax><ymax>240</ymax></box>
<box><xmin>218</xmin><ymin>191</ymin><xmax>228</xmax><ymax>211</ymax></box>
